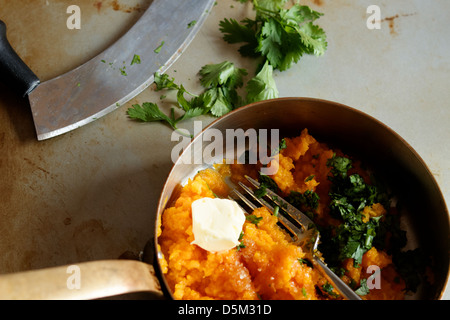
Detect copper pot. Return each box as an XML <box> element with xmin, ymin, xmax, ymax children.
<box><xmin>1</xmin><ymin>98</ymin><xmax>448</xmax><ymax>299</ymax></box>
<box><xmin>155</xmin><ymin>97</ymin><xmax>449</xmax><ymax>300</ymax></box>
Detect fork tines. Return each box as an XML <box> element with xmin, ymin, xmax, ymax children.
<box><xmin>231</xmin><ymin>175</ymin><xmax>318</xmax><ymax>244</ymax></box>
<box><xmin>231</xmin><ymin>176</ymin><xmax>363</xmax><ymax>300</ymax></box>
<box><xmin>244</xmin><ymin>175</ymin><xmax>316</xmax><ymax>229</ymax></box>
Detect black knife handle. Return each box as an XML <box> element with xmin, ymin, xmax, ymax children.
<box><xmin>0</xmin><ymin>20</ymin><xmax>40</xmax><ymax>97</ymax></box>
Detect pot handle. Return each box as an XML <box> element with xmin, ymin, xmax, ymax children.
<box><xmin>0</xmin><ymin>20</ymin><xmax>40</xmax><ymax>97</ymax></box>
<box><xmin>0</xmin><ymin>260</ymin><xmax>164</xmax><ymax>300</ymax></box>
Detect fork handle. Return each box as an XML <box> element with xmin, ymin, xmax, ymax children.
<box><xmin>314</xmin><ymin>256</ymin><xmax>362</xmax><ymax>300</ymax></box>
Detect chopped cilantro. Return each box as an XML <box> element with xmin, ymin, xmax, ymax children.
<box><xmin>236</xmin><ymin>231</ymin><xmax>246</xmax><ymax>251</ymax></box>
<box><xmin>322</xmin><ymin>282</ymin><xmax>339</xmax><ymax>298</ymax></box>
<box><xmin>298</xmin><ymin>258</ymin><xmax>313</xmax><ymax>268</ymax></box>
<box><xmin>286</xmin><ymin>189</ymin><xmax>319</xmax><ymax>211</ymax></box>
<box><xmin>254</xmin><ymin>173</ymin><xmax>279</xmax><ymax>198</ymax></box>
<box><xmin>302</xmin><ymin>287</ymin><xmax>308</xmax><ymax>297</ymax></box>
<box><xmin>355</xmin><ymin>278</ymin><xmax>370</xmax><ymax>296</ymax></box>
<box><xmin>154</xmin><ymin>41</ymin><xmax>165</xmax><ymax>53</ymax></box>
<box><xmin>131</xmin><ymin>54</ymin><xmax>141</xmax><ymax>65</ymax></box>
<box><xmin>326</xmin><ymin>154</ymin><xmax>352</xmax><ymax>179</ymax></box>
<box><xmin>270</xmin><ymin>138</ymin><xmax>287</xmax><ymax>157</ymax></box>
<box><xmin>246</xmin><ymin>214</ymin><xmax>263</xmax><ymax>225</ymax></box>
<box><xmin>322</xmin><ymin>154</ymin><xmax>427</xmax><ymax>293</ymax></box>
<box><xmin>319</xmin><ymin>155</ymin><xmax>389</xmax><ymax>267</ymax></box>
<box><xmin>272</xmin><ymin>205</ymin><xmax>279</xmax><ymax>217</ymax></box>
<box><xmin>154</xmin><ymin>72</ymin><xmax>182</xmax><ymax>91</ymax></box>
<box><xmin>187</xmin><ymin>20</ymin><xmax>197</xmax><ymax>29</ymax></box>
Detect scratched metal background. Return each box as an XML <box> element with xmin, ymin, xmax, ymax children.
<box><xmin>0</xmin><ymin>0</ymin><xmax>449</xmax><ymax>299</ymax></box>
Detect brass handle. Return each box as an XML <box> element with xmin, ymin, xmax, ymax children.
<box><xmin>0</xmin><ymin>260</ymin><xmax>164</xmax><ymax>300</ymax></box>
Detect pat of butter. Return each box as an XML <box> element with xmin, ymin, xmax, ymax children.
<box><xmin>191</xmin><ymin>198</ymin><xmax>246</xmax><ymax>253</ymax></box>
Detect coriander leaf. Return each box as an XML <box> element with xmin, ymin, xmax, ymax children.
<box><xmin>126</xmin><ymin>102</ymin><xmax>176</xmax><ymax>130</ymax></box>
<box><xmin>256</xmin><ymin>0</ymin><xmax>287</xmax><ymax>13</ymax></box>
<box><xmin>298</xmin><ymin>22</ymin><xmax>327</xmax><ymax>56</ymax></box>
<box><xmin>220</xmin><ymin>17</ymin><xmax>261</xmax><ymax>57</ymax></box>
<box><xmin>209</xmin><ymin>89</ymin><xmax>233</xmax><ymax>117</ymax></box>
<box><xmin>197</xmin><ymin>62</ymin><xmax>247</xmax><ymax>117</ymax></box>
<box><xmin>199</xmin><ymin>61</ymin><xmax>247</xmax><ymax>88</ymax></box>
<box><xmin>276</xmin><ymin>29</ymin><xmax>304</xmax><ymax>71</ymax></box>
<box><xmin>219</xmin><ymin>18</ymin><xmax>258</xmax><ymax>49</ymax></box>
<box><xmin>350</xmin><ymin>243</ymin><xmax>365</xmax><ymax>266</ymax></box>
<box><xmin>280</xmin><ymin>5</ymin><xmax>323</xmax><ymax>26</ymax></box>
<box><xmin>246</xmin><ymin>60</ymin><xmax>279</xmax><ymax>103</ymax></box>
<box><xmin>197</xmin><ymin>88</ymin><xmax>217</xmax><ymax>111</ymax></box>
<box><xmin>176</xmin><ymin>84</ymin><xmax>199</xmax><ymax>112</ymax></box>
<box><xmin>176</xmin><ymin>107</ymin><xmax>205</xmax><ymax>122</ymax></box>
<box><xmin>257</xmin><ymin>18</ymin><xmax>284</xmax><ymax>69</ymax></box>
<box><xmin>257</xmin><ymin>17</ymin><xmax>307</xmax><ymax>71</ymax></box>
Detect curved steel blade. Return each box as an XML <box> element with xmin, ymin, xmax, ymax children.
<box><xmin>28</xmin><ymin>0</ymin><xmax>215</xmax><ymax>140</ymax></box>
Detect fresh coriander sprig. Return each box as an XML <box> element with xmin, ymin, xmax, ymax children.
<box><xmin>126</xmin><ymin>60</ymin><xmax>277</xmax><ymax>131</ymax></box>
<box><xmin>245</xmin><ymin>60</ymin><xmax>278</xmax><ymax>103</ymax></box>
<box><xmin>219</xmin><ymin>0</ymin><xmax>327</xmax><ymax>71</ymax></box>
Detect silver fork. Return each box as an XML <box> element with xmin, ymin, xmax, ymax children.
<box><xmin>232</xmin><ymin>175</ymin><xmax>362</xmax><ymax>300</ymax></box>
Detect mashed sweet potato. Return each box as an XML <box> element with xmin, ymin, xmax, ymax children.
<box><xmin>157</xmin><ymin>129</ymin><xmax>407</xmax><ymax>300</ymax></box>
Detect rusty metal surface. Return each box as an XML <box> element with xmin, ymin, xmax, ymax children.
<box><xmin>0</xmin><ymin>0</ymin><xmax>449</xmax><ymax>299</ymax></box>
